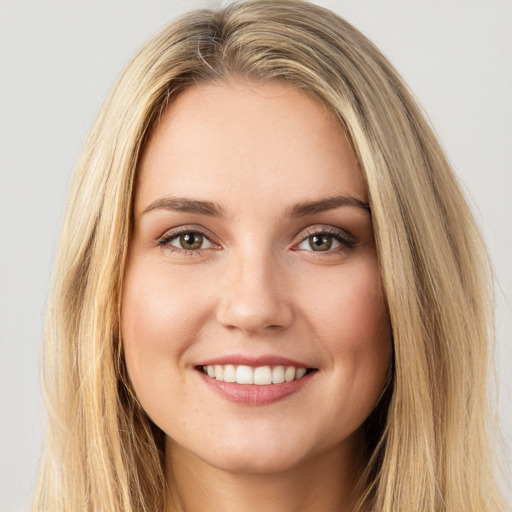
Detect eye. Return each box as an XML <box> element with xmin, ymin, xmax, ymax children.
<box><xmin>158</xmin><ymin>230</ymin><xmax>215</xmax><ymax>252</ymax></box>
<box><xmin>295</xmin><ymin>227</ymin><xmax>356</xmax><ymax>253</ymax></box>
<box><xmin>297</xmin><ymin>234</ymin><xmax>341</xmax><ymax>252</ymax></box>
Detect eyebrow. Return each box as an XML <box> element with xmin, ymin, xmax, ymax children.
<box><xmin>142</xmin><ymin>194</ymin><xmax>370</xmax><ymax>217</ymax></box>
<box><xmin>143</xmin><ymin>197</ymin><xmax>225</xmax><ymax>217</ymax></box>
<box><xmin>285</xmin><ymin>195</ymin><xmax>370</xmax><ymax>216</ymax></box>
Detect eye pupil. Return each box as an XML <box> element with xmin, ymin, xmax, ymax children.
<box><xmin>180</xmin><ymin>232</ymin><xmax>203</xmax><ymax>250</ymax></box>
<box><xmin>309</xmin><ymin>234</ymin><xmax>332</xmax><ymax>251</ymax></box>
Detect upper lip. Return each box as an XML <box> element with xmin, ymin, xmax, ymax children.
<box><xmin>195</xmin><ymin>354</ymin><xmax>316</xmax><ymax>368</ymax></box>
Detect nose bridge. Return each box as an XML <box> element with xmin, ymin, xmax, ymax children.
<box><xmin>216</xmin><ymin>242</ymin><xmax>293</xmax><ymax>334</ymax></box>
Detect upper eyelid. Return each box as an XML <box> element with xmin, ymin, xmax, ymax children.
<box><xmin>157</xmin><ymin>224</ymin><xmax>217</xmax><ymax>243</ymax></box>
<box><xmin>294</xmin><ymin>225</ymin><xmax>355</xmax><ymax>243</ymax></box>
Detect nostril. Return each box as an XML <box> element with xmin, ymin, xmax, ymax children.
<box><xmin>215</xmin><ymin>281</ymin><xmax>294</xmax><ymax>335</ymax></box>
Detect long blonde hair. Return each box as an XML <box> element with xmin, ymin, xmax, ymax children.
<box><xmin>34</xmin><ymin>1</ymin><xmax>506</xmax><ymax>510</ymax></box>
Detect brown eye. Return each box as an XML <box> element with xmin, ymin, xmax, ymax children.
<box><xmin>308</xmin><ymin>234</ymin><xmax>333</xmax><ymax>251</ymax></box>
<box><xmin>179</xmin><ymin>232</ymin><xmax>204</xmax><ymax>250</ymax></box>
<box><xmin>296</xmin><ymin>229</ymin><xmax>350</xmax><ymax>253</ymax></box>
<box><xmin>159</xmin><ymin>230</ymin><xmax>215</xmax><ymax>252</ymax></box>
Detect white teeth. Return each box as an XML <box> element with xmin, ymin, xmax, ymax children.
<box><xmin>236</xmin><ymin>365</ymin><xmax>253</xmax><ymax>384</ymax></box>
<box><xmin>272</xmin><ymin>366</ymin><xmax>285</xmax><ymax>384</ymax></box>
<box><xmin>202</xmin><ymin>364</ymin><xmax>310</xmax><ymax>384</ymax></box>
<box><xmin>254</xmin><ymin>366</ymin><xmax>272</xmax><ymax>385</ymax></box>
<box><xmin>284</xmin><ymin>366</ymin><xmax>296</xmax><ymax>382</ymax></box>
<box><xmin>223</xmin><ymin>364</ymin><xmax>236</xmax><ymax>383</ymax></box>
<box><xmin>295</xmin><ymin>367</ymin><xmax>307</xmax><ymax>379</ymax></box>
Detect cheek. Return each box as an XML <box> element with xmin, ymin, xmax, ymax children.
<box><xmin>299</xmin><ymin>259</ymin><xmax>392</xmax><ymax>411</ymax></box>
<box><xmin>302</xmin><ymin>259</ymin><xmax>390</xmax><ymax>350</ymax></box>
<box><xmin>122</xmin><ymin>259</ymin><xmax>210</xmax><ymax>349</ymax></box>
<box><xmin>120</xmin><ymin>260</ymin><xmax>208</xmax><ymax>405</ymax></box>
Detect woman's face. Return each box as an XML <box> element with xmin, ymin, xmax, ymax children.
<box><xmin>122</xmin><ymin>80</ymin><xmax>391</xmax><ymax>474</ymax></box>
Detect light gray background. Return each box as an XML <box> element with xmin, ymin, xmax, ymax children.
<box><xmin>1</xmin><ymin>1</ymin><xmax>511</xmax><ymax>510</ymax></box>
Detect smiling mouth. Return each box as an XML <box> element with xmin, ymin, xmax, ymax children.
<box><xmin>197</xmin><ymin>364</ymin><xmax>317</xmax><ymax>385</ymax></box>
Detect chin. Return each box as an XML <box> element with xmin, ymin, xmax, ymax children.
<box><xmin>194</xmin><ymin>423</ymin><xmax>332</xmax><ymax>475</ymax></box>
<box><xmin>201</xmin><ymin>445</ymin><xmax>308</xmax><ymax>475</ymax></box>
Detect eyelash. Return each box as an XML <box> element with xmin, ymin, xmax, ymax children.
<box><xmin>295</xmin><ymin>226</ymin><xmax>357</xmax><ymax>253</ymax></box>
<box><xmin>157</xmin><ymin>226</ymin><xmax>218</xmax><ymax>255</ymax></box>
<box><xmin>156</xmin><ymin>225</ymin><xmax>356</xmax><ymax>255</ymax></box>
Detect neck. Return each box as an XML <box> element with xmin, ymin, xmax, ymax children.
<box><xmin>164</xmin><ymin>435</ymin><xmax>365</xmax><ymax>512</ymax></box>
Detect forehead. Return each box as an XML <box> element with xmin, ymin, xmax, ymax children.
<box><xmin>136</xmin><ymin>80</ymin><xmax>366</xmax><ymax>214</ymax></box>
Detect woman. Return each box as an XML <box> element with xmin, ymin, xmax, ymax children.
<box><xmin>33</xmin><ymin>1</ymin><xmax>507</xmax><ymax>510</ymax></box>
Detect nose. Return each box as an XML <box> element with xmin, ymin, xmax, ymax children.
<box><xmin>216</xmin><ymin>250</ymin><xmax>294</xmax><ymax>336</ymax></box>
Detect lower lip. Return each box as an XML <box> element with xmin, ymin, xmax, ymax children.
<box><xmin>197</xmin><ymin>370</ymin><xmax>316</xmax><ymax>406</ymax></box>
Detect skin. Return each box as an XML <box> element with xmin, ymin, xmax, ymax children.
<box><xmin>122</xmin><ymin>80</ymin><xmax>392</xmax><ymax>512</ymax></box>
